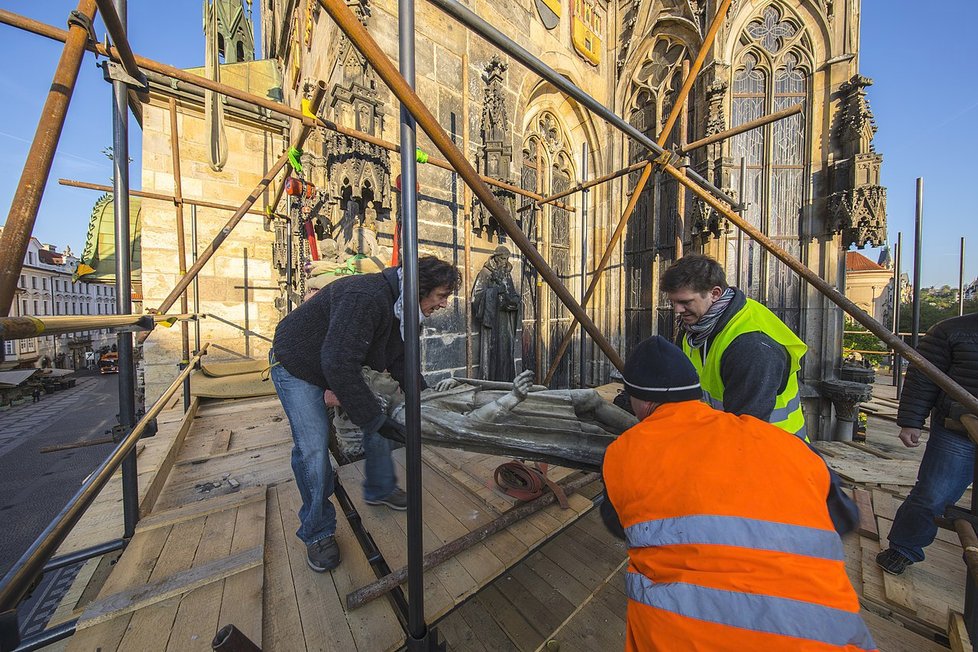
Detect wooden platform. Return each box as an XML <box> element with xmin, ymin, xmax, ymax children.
<box><xmin>49</xmin><ymin>394</ymin><xmax>595</xmax><ymax>651</ymax></box>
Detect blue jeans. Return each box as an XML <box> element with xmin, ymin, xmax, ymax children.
<box><xmin>270</xmin><ymin>359</ymin><xmax>397</xmax><ymax>545</ymax></box>
<box><xmin>888</xmin><ymin>423</ymin><xmax>975</xmax><ymax>562</ymax></box>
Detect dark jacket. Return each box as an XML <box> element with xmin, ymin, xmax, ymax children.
<box><xmin>689</xmin><ymin>288</ymin><xmax>790</xmax><ymax>420</ymax></box>
<box><xmin>897</xmin><ymin>313</ymin><xmax>978</xmax><ymax>432</ymax></box>
<box><xmin>273</xmin><ymin>268</ymin><xmax>421</xmax><ymax>432</ymax></box>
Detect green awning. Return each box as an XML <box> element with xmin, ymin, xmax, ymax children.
<box><xmin>74</xmin><ymin>193</ymin><xmax>141</xmax><ymax>289</ymax></box>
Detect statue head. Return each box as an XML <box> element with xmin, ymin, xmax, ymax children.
<box><xmin>362</xmin><ymin>367</ymin><xmax>405</xmax><ymax>413</ymax></box>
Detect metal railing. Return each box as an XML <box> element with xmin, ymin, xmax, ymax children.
<box><xmin>0</xmin><ymin>344</ymin><xmax>208</xmax><ymax>650</ymax></box>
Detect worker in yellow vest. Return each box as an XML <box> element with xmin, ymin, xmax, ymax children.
<box><xmin>601</xmin><ymin>335</ymin><xmax>875</xmax><ymax>651</ymax></box>
<box><xmin>661</xmin><ymin>254</ymin><xmax>808</xmax><ymax>439</ymax></box>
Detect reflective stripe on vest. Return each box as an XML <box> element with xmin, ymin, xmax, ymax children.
<box><xmin>625</xmin><ymin>573</ymin><xmax>877</xmax><ymax>651</ymax></box>
<box><xmin>685</xmin><ymin>299</ymin><xmax>807</xmax><ymax>438</ymax></box>
<box><xmin>624</xmin><ymin>514</ymin><xmax>844</xmax><ymax>561</ymax></box>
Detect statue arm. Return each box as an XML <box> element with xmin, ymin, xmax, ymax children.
<box><xmin>467</xmin><ymin>370</ymin><xmax>534</xmax><ymax>423</ymax></box>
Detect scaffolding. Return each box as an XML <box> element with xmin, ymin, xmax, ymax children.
<box><xmin>1</xmin><ymin>0</ymin><xmax>978</xmax><ymax>649</ymax></box>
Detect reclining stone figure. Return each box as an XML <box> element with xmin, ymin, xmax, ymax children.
<box><xmin>333</xmin><ymin>369</ymin><xmax>637</xmax><ymax>470</ymax></box>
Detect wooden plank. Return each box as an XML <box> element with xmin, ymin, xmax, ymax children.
<box><xmin>453</xmin><ymin>596</ymin><xmax>518</xmax><ymax>651</ymax></box>
<box><xmin>275</xmin><ymin>482</ymin><xmax>359</xmax><ymax>652</ymax></box>
<box><xmin>211</xmin><ymin>428</ymin><xmax>234</xmax><ymax>455</ymax></box>
<box><xmin>948</xmin><ymin>611</ymin><xmax>972</xmax><ymax>652</ymax></box>
<box><xmin>473</xmin><ymin>584</ymin><xmax>541</xmax><ymax>651</ymax></box>
<box><xmin>140</xmin><ymin>396</ymin><xmax>201</xmax><ymax>518</ymax></box>
<box><xmin>859</xmin><ymin>608</ymin><xmax>949</xmax><ymax>652</ymax></box>
<box><xmin>853</xmin><ymin>488</ymin><xmax>879</xmax><ymax>540</ymax></box>
<box><xmin>136</xmin><ymin>486</ymin><xmax>266</xmax><ymax>533</ymax></box>
<box><xmin>77</xmin><ymin>546</ymin><xmax>262</xmax><ymax>629</ymax></box>
<box><xmin>217</xmin><ymin>496</ymin><xmax>267</xmax><ymax>646</ymax></box>
<box><xmin>260</xmin><ymin>486</ymin><xmax>307</xmax><ymax>652</ymax></box>
<box><xmin>165</xmin><ymin>508</ymin><xmax>237</xmax><ymax>652</ymax></box>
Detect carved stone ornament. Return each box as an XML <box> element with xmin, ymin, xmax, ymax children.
<box><xmin>827</xmin><ymin>185</ymin><xmax>887</xmax><ymax>248</ymax></box>
<box><xmin>472</xmin><ymin>57</ymin><xmax>515</xmax><ymax>240</ymax></box>
<box><xmin>705</xmin><ymin>79</ymin><xmax>728</xmax><ymax>136</ymax></box>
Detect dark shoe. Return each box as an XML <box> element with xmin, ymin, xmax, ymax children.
<box><xmin>876</xmin><ymin>548</ymin><xmax>913</xmax><ymax>575</ymax></box>
<box><xmin>365</xmin><ymin>487</ymin><xmax>408</xmax><ymax>511</ymax></box>
<box><xmin>306</xmin><ymin>536</ymin><xmax>340</xmax><ymax>572</ymax></box>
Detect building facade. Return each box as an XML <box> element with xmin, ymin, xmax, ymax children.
<box><xmin>137</xmin><ymin>0</ymin><xmax>886</xmax><ymax>439</ymax></box>
<box><xmin>0</xmin><ymin>233</ymin><xmax>118</xmax><ymax>370</ymax></box>
<box><xmin>844</xmin><ymin>250</ymin><xmax>892</xmax><ymax>325</ymax></box>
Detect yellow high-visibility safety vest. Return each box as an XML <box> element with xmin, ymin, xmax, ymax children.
<box><xmin>683</xmin><ymin>298</ymin><xmax>808</xmax><ymax>440</ymax></box>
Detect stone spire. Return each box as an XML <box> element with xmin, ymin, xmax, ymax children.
<box><xmin>207</xmin><ymin>0</ymin><xmax>255</xmax><ymax>63</ymax></box>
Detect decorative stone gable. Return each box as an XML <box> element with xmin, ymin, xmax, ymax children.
<box><xmin>472</xmin><ymin>56</ymin><xmax>515</xmax><ymax>241</ymax></box>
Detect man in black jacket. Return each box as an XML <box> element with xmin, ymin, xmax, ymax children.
<box><xmin>271</xmin><ymin>256</ymin><xmax>460</xmax><ymax>572</ymax></box>
<box><xmin>877</xmin><ymin>312</ymin><xmax>978</xmax><ymax>575</ymax></box>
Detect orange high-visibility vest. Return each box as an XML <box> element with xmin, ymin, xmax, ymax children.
<box><xmin>603</xmin><ymin>401</ymin><xmax>875</xmax><ymax>652</ymax></box>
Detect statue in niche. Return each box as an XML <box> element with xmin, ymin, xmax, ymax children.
<box><xmin>332</xmin><ymin>369</ymin><xmax>637</xmax><ymax>469</ymax></box>
<box><xmin>472</xmin><ymin>246</ymin><xmax>520</xmax><ymax>381</ymax></box>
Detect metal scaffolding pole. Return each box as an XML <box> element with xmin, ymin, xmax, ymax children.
<box><xmin>912</xmin><ymin>178</ymin><xmax>923</xmax><ymax>350</ymax></box>
<box><xmin>424</xmin><ymin>0</ymin><xmax>740</xmax><ymax>210</ymax></box>
<box><xmin>168</xmin><ymin>97</ymin><xmax>192</xmax><ymax>411</ymax></box>
<box><xmin>0</xmin><ymin>0</ymin><xmax>97</xmax><ymax>316</ymax></box>
<box><xmin>106</xmin><ymin>0</ymin><xmax>139</xmax><ymax>540</ymax></box>
<box><xmin>398</xmin><ymin>0</ymin><xmax>429</xmax><ymax>645</ymax></box>
<box><xmin>680</xmin><ymin>103</ymin><xmax>803</xmax><ymax>154</ymax></box>
<box><xmin>892</xmin><ymin>233</ymin><xmax>903</xmax><ymax>394</ymax></box>
<box><xmin>960</xmin><ymin>237</ymin><xmax>966</xmax><ymax>317</ymax></box>
<box><xmin>58</xmin><ymin>179</ymin><xmax>265</xmax><ymax>216</ymax></box>
<box><xmin>317</xmin><ymin>0</ymin><xmax>624</xmax><ymax>371</ymax></box>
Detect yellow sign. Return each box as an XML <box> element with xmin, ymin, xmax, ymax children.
<box><xmin>571</xmin><ymin>0</ymin><xmax>602</xmax><ymax>66</ymax></box>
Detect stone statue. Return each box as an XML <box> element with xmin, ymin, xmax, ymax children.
<box><xmin>332</xmin><ymin>369</ymin><xmax>637</xmax><ymax>470</ymax></box>
<box><xmin>472</xmin><ymin>246</ymin><xmax>520</xmax><ymax>381</ymax></box>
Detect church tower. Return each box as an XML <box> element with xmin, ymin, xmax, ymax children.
<box><xmin>210</xmin><ymin>0</ymin><xmax>255</xmax><ymax>63</ymax></box>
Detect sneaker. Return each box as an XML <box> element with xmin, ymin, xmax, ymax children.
<box><xmin>306</xmin><ymin>536</ymin><xmax>340</xmax><ymax>572</ymax></box>
<box><xmin>365</xmin><ymin>487</ymin><xmax>408</xmax><ymax>511</ymax></box>
<box><xmin>876</xmin><ymin>548</ymin><xmax>913</xmax><ymax>575</ymax></box>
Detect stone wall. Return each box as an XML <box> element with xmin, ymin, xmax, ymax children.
<box><xmin>140</xmin><ymin>60</ymin><xmax>286</xmax><ymax>404</ymax></box>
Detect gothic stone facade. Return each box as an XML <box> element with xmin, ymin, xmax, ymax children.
<box><xmin>236</xmin><ymin>0</ymin><xmax>881</xmax><ymax>440</ymax></box>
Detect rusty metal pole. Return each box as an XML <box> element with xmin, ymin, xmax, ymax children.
<box><xmin>59</xmin><ymin>179</ymin><xmax>266</xmax><ymax>216</ymax></box>
<box><xmin>663</xmin><ymin>163</ymin><xmax>978</xmax><ymax>418</ymax></box>
<box><xmin>522</xmin><ymin>160</ymin><xmax>648</xmax><ymax>212</ymax></box>
<box><xmin>675</xmin><ymin>60</ymin><xmax>689</xmax><ymax>258</ymax></box>
<box><xmin>169</xmin><ymin>98</ymin><xmax>192</xmax><ymax>411</ymax></box>
<box><xmin>0</xmin><ymin>0</ymin><xmax>97</xmax><ymax>316</ymax></box>
<box><xmin>679</xmin><ymin>103</ymin><xmax>803</xmax><ymax>154</ymax></box>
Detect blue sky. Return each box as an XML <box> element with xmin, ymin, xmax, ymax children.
<box><xmin>0</xmin><ymin>1</ymin><xmax>974</xmax><ymax>287</ymax></box>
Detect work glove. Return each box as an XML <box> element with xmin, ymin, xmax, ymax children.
<box><xmin>377</xmin><ymin>416</ymin><xmax>407</xmax><ymax>444</ymax></box>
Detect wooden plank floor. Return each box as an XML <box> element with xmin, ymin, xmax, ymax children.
<box><xmin>53</xmin><ymin>395</ymin><xmax>596</xmax><ymax>652</ymax></box>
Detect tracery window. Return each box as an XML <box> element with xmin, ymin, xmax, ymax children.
<box><xmin>520</xmin><ymin>112</ymin><xmax>578</xmax><ymax>387</ymax></box>
<box><xmin>728</xmin><ymin>4</ymin><xmax>808</xmax><ymax>331</ymax></box>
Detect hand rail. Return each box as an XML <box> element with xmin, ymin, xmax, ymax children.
<box><xmin>0</xmin><ymin>344</ymin><xmax>209</xmax><ymax>614</ymax></box>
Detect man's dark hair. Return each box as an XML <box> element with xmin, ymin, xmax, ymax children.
<box><xmin>417</xmin><ymin>255</ymin><xmax>462</xmax><ymax>297</ymax></box>
<box><xmin>660</xmin><ymin>254</ymin><xmax>728</xmax><ymax>294</ymax></box>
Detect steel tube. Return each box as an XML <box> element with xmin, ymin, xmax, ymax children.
<box><xmin>960</xmin><ymin>237</ymin><xmax>966</xmax><ymax>317</ymax></box>
<box><xmin>398</xmin><ymin>0</ymin><xmax>427</xmax><ymax>640</ymax></box>
<box><xmin>423</xmin><ymin>0</ymin><xmax>738</xmax><ymax>209</ymax></box>
<box><xmin>736</xmin><ymin>157</ymin><xmax>747</xmax><ymax>288</ymax></box>
<box><xmin>912</xmin><ymin>178</ymin><xmax>923</xmax><ymax>350</ymax></box>
<box><xmin>680</xmin><ymin>103</ymin><xmax>803</xmax><ymax>154</ymax></box>
<box><xmin>0</xmin><ymin>345</ymin><xmax>209</xmax><ymax>614</ymax></box>
<box><xmin>0</xmin><ymin>314</ymin><xmax>189</xmax><ymax>339</ymax></box>
<box><xmin>169</xmin><ymin>98</ymin><xmax>192</xmax><ymax>376</ymax></box>
<box><xmin>663</xmin><ymin>163</ymin><xmax>978</xmax><ymax>418</ymax></box>
<box><xmin>544</xmin><ymin>163</ymin><xmax>653</xmax><ymax>385</ymax></box>
<box><xmin>93</xmin><ymin>0</ymin><xmax>145</xmax><ymax>85</ymax></box>
<box><xmin>58</xmin><ymin>179</ymin><xmax>265</xmax><ymax>217</ymax></box>
<box><xmin>0</xmin><ymin>0</ymin><xmax>98</xmax><ymax>316</ymax></box>
<box><xmin>318</xmin><ymin>0</ymin><xmax>625</xmax><ymax>371</ymax></box>
<box><xmin>893</xmin><ymin>233</ymin><xmax>903</xmax><ymax>396</ymax></box>
<box><xmin>42</xmin><ymin>538</ymin><xmax>125</xmax><ymax>573</ymax></box>
<box><xmin>521</xmin><ymin>160</ymin><xmax>647</xmax><ymax>212</ymax></box>
<box><xmin>0</xmin><ymin>7</ymin><xmax>571</xmax><ymax>213</ymax></box>
<box><xmin>11</xmin><ymin>618</ymin><xmax>77</xmax><ymax>652</ymax></box>
<box><xmin>579</xmin><ymin>142</ymin><xmax>589</xmax><ymax>386</ymax></box>
<box><xmin>108</xmin><ymin>0</ymin><xmax>138</xmax><ymax>540</ymax></box>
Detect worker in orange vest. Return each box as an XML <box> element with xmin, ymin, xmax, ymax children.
<box><xmin>601</xmin><ymin>336</ymin><xmax>875</xmax><ymax>651</ymax></box>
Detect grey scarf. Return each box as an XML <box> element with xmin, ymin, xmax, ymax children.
<box><xmin>393</xmin><ymin>267</ymin><xmax>425</xmax><ymax>341</ymax></box>
<box><xmin>683</xmin><ymin>287</ymin><xmax>736</xmax><ymax>349</ymax></box>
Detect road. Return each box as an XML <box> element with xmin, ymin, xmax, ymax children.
<box><xmin>0</xmin><ymin>371</ymin><xmax>121</xmax><ymax>639</ymax></box>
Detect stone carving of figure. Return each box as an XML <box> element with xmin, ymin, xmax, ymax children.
<box><xmin>332</xmin><ymin>368</ymin><xmax>637</xmax><ymax>469</ymax></box>
<box><xmin>472</xmin><ymin>246</ymin><xmax>520</xmax><ymax>381</ymax></box>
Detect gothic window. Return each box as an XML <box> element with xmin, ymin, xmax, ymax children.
<box><xmin>728</xmin><ymin>5</ymin><xmax>808</xmax><ymax>331</ymax></box>
<box><xmin>519</xmin><ymin>113</ymin><xmax>578</xmax><ymax>386</ymax></box>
